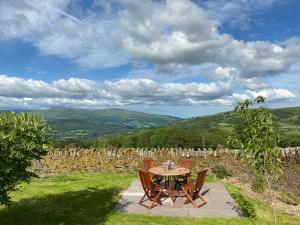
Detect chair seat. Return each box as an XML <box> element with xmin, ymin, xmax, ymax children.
<box><xmin>152</xmin><ymin>183</ymin><xmax>163</xmax><ymax>191</ymax></box>
<box><xmin>182</xmin><ymin>183</ymin><xmax>194</xmax><ymax>190</ymax></box>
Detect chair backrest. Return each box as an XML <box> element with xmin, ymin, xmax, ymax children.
<box><xmin>143</xmin><ymin>158</ymin><xmax>155</xmax><ymax>172</ymax></box>
<box><xmin>194</xmin><ymin>169</ymin><xmax>208</xmax><ymax>192</ymax></box>
<box><xmin>138</xmin><ymin>170</ymin><xmax>152</xmax><ymax>191</ymax></box>
<box><xmin>180</xmin><ymin>159</ymin><xmax>193</xmax><ymax>171</ymax></box>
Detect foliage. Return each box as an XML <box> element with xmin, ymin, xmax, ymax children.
<box><xmin>51</xmin><ymin>138</ymin><xmax>96</xmax><ymax>148</ymax></box>
<box><xmin>227</xmin><ymin>96</ymin><xmax>282</xmax><ymax>186</ymax></box>
<box><xmin>95</xmin><ymin>127</ymin><xmax>233</xmax><ymax>149</ymax></box>
<box><xmin>211</xmin><ymin>165</ymin><xmax>232</xmax><ymax>179</ymax></box>
<box><xmin>251</xmin><ymin>173</ymin><xmax>267</xmax><ymax>193</ymax></box>
<box><xmin>279</xmin><ymin>130</ymin><xmax>300</xmax><ymax>147</ymax></box>
<box><xmin>227</xmin><ymin>96</ymin><xmax>282</xmax><ymax>224</ymax></box>
<box><xmin>279</xmin><ymin>192</ymin><xmax>300</xmax><ymax>206</ymax></box>
<box><xmin>0</xmin><ymin>112</ymin><xmax>50</xmax><ymax>205</ymax></box>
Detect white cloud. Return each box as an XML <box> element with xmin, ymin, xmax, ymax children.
<box><xmin>0</xmin><ymin>0</ymin><xmax>128</xmax><ymax>68</ymax></box>
<box><xmin>0</xmin><ymin>75</ymin><xmax>296</xmax><ymax>109</ymax></box>
<box><xmin>0</xmin><ymin>75</ymin><xmax>234</xmax><ymax>107</ymax></box>
<box><xmin>0</xmin><ymin>0</ymin><xmax>298</xmax><ymax>113</ymax></box>
<box><xmin>0</xmin><ymin>0</ymin><xmax>299</xmax><ymax>79</ymax></box>
<box><xmin>236</xmin><ymin>78</ymin><xmax>270</xmax><ymax>90</ymax></box>
<box><xmin>232</xmin><ymin>88</ymin><xmax>296</xmax><ymax>102</ymax></box>
<box><xmin>248</xmin><ymin>89</ymin><xmax>296</xmax><ymax>100</ymax></box>
<box><xmin>118</xmin><ymin>0</ymin><xmax>300</xmax><ymax>78</ymax></box>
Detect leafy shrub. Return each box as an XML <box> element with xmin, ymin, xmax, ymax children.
<box><xmin>251</xmin><ymin>174</ymin><xmax>266</xmax><ymax>193</ymax></box>
<box><xmin>211</xmin><ymin>165</ymin><xmax>232</xmax><ymax>179</ymax></box>
<box><xmin>279</xmin><ymin>192</ymin><xmax>300</xmax><ymax>206</ymax></box>
<box><xmin>0</xmin><ymin>112</ymin><xmax>50</xmax><ymax>205</ymax></box>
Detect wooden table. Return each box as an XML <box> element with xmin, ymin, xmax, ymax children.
<box><xmin>149</xmin><ymin>166</ymin><xmax>190</xmax><ymax>202</ymax></box>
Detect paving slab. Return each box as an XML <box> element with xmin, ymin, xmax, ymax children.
<box><xmin>115</xmin><ymin>180</ymin><xmax>242</xmax><ymax>218</ymax></box>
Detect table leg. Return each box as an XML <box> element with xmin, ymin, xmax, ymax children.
<box><xmin>167</xmin><ymin>176</ymin><xmax>176</xmax><ymax>203</ymax></box>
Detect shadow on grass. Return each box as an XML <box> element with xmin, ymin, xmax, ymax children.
<box><xmin>229</xmin><ymin>190</ymin><xmax>256</xmax><ymax>220</ymax></box>
<box><xmin>0</xmin><ymin>188</ymin><xmax>123</xmax><ymax>225</ymax></box>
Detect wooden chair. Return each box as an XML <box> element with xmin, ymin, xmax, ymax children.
<box><xmin>180</xmin><ymin>159</ymin><xmax>193</xmax><ymax>181</ymax></box>
<box><xmin>143</xmin><ymin>158</ymin><xmax>162</xmax><ymax>183</ymax></box>
<box><xmin>143</xmin><ymin>158</ymin><xmax>155</xmax><ymax>172</ymax></box>
<box><xmin>181</xmin><ymin>169</ymin><xmax>208</xmax><ymax>208</ymax></box>
<box><xmin>175</xmin><ymin>159</ymin><xmax>193</xmax><ymax>187</ymax></box>
<box><xmin>138</xmin><ymin>170</ymin><xmax>163</xmax><ymax>209</ymax></box>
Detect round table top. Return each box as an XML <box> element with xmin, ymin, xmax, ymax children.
<box><xmin>149</xmin><ymin>166</ymin><xmax>190</xmax><ymax>176</ymax></box>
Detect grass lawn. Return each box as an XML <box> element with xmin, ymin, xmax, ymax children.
<box><xmin>0</xmin><ymin>173</ymin><xmax>299</xmax><ymax>225</ymax></box>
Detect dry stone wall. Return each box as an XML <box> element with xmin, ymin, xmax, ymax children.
<box><xmin>31</xmin><ymin>147</ymin><xmax>300</xmax><ymax>175</ymax></box>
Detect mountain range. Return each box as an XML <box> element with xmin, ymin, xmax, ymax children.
<box><xmin>30</xmin><ymin>108</ymin><xmax>180</xmax><ymax>139</ymax></box>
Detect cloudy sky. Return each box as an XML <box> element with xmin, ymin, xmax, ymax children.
<box><xmin>0</xmin><ymin>0</ymin><xmax>300</xmax><ymax>118</ymax></box>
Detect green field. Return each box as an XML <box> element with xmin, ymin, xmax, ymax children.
<box><xmin>0</xmin><ymin>173</ymin><xmax>299</xmax><ymax>225</ymax></box>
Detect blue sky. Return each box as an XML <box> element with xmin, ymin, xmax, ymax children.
<box><xmin>0</xmin><ymin>0</ymin><xmax>300</xmax><ymax>118</ymax></box>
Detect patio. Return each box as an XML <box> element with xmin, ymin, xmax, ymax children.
<box><xmin>115</xmin><ymin>180</ymin><xmax>242</xmax><ymax>218</ymax></box>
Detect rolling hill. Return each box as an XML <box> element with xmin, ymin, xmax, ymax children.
<box><xmin>171</xmin><ymin>106</ymin><xmax>300</xmax><ymax>129</ymax></box>
<box><xmin>96</xmin><ymin>106</ymin><xmax>300</xmax><ymax>148</ymax></box>
<box><xmin>29</xmin><ymin>108</ymin><xmax>181</xmax><ymax>139</ymax></box>
<box><xmin>2</xmin><ymin>106</ymin><xmax>300</xmax><ymax>147</ymax></box>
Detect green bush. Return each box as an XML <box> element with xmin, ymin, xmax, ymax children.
<box><xmin>279</xmin><ymin>192</ymin><xmax>300</xmax><ymax>206</ymax></box>
<box><xmin>211</xmin><ymin>165</ymin><xmax>232</xmax><ymax>179</ymax></box>
<box><xmin>0</xmin><ymin>112</ymin><xmax>50</xmax><ymax>205</ymax></box>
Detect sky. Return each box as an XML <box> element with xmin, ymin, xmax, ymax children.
<box><xmin>0</xmin><ymin>0</ymin><xmax>300</xmax><ymax>118</ymax></box>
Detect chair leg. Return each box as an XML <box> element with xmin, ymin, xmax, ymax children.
<box><xmin>149</xmin><ymin>190</ymin><xmax>163</xmax><ymax>209</ymax></box>
<box><xmin>139</xmin><ymin>193</ymin><xmax>153</xmax><ymax>209</ymax></box>
<box><xmin>182</xmin><ymin>188</ymin><xmax>207</xmax><ymax>208</ymax></box>
<box><xmin>139</xmin><ymin>193</ymin><xmax>147</xmax><ymax>204</ymax></box>
<box><xmin>139</xmin><ymin>191</ymin><xmax>163</xmax><ymax>209</ymax></box>
<box><xmin>197</xmin><ymin>193</ymin><xmax>207</xmax><ymax>207</ymax></box>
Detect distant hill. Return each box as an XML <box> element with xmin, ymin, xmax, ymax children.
<box><xmin>27</xmin><ymin>108</ymin><xmax>181</xmax><ymax>139</ymax></box>
<box><xmin>96</xmin><ymin>106</ymin><xmax>300</xmax><ymax>148</ymax></box>
<box><xmin>1</xmin><ymin>106</ymin><xmax>300</xmax><ymax>146</ymax></box>
<box><xmin>171</xmin><ymin>106</ymin><xmax>300</xmax><ymax>129</ymax></box>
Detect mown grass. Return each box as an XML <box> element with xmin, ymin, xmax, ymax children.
<box><xmin>0</xmin><ymin>173</ymin><xmax>299</xmax><ymax>225</ymax></box>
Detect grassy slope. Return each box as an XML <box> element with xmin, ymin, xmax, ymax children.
<box><xmin>173</xmin><ymin>106</ymin><xmax>300</xmax><ymax>129</ymax></box>
<box><xmin>0</xmin><ymin>173</ymin><xmax>299</xmax><ymax>225</ymax></box>
<box><xmin>30</xmin><ymin>109</ymin><xmax>181</xmax><ymax>139</ymax></box>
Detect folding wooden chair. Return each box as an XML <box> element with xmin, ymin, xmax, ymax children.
<box><xmin>143</xmin><ymin>158</ymin><xmax>155</xmax><ymax>172</ymax></box>
<box><xmin>181</xmin><ymin>169</ymin><xmax>208</xmax><ymax>208</ymax></box>
<box><xmin>138</xmin><ymin>170</ymin><xmax>163</xmax><ymax>209</ymax></box>
<box><xmin>180</xmin><ymin>159</ymin><xmax>193</xmax><ymax>182</ymax></box>
<box><xmin>143</xmin><ymin>158</ymin><xmax>162</xmax><ymax>183</ymax></box>
<box><xmin>175</xmin><ymin>159</ymin><xmax>193</xmax><ymax>188</ymax></box>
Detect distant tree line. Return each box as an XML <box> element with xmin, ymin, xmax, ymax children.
<box><xmin>279</xmin><ymin>131</ymin><xmax>300</xmax><ymax>147</ymax></box>
<box><xmin>51</xmin><ymin>126</ymin><xmax>300</xmax><ymax>149</ymax></box>
<box><xmin>52</xmin><ymin>127</ymin><xmax>236</xmax><ymax>149</ymax></box>
<box><xmin>94</xmin><ymin>127</ymin><xmax>233</xmax><ymax>149</ymax></box>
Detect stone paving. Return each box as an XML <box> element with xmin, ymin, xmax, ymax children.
<box><xmin>115</xmin><ymin>180</ymin><xmax>242</xmax><ymax>218</ymax></box>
